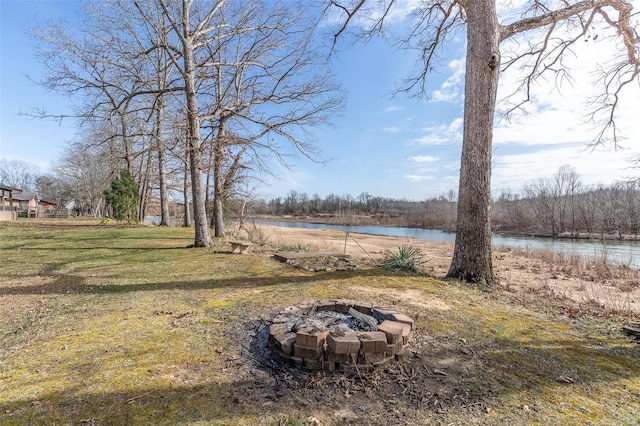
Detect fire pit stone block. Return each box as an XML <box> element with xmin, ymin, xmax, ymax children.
<box><xmin>269</xmin><ymin>300</ymin><xmax>414</xmax><ymax>373</ymax></box>
<box><xmin>296</xmin><ymin>329</ymin><xmax>328</xmax><ymax>348</ymax></box>
<box><xmin>269</xmin><ymin>322</ymin><xmax>291</xmax><ymax>338</ymax></box>
<box><xmin>315</xmin><ymin>300</ymin><xmax>336</xmax><ymax>312</ymax></box>
<box><xmin>378</xmin><ymin>320</ymin><xmax>405</xmax><ymax>344</ymax></box>
<box><xmin>353</xmin><ymin>303</ymin><xmax>374</xmax><ymax>316</ymax></box>
<box><xmin>294</xmin><ymin>344</ymin><xmax>324</xmax><ymax>359</ymax></box>
<box><xmin>272</xmin><ymin>332</ymin><xmax>297</xmax><ymax>355</ymax></box>
<box><xmin>386</xmin><ymin>340</ymin><xmax>404</xmax><ymax>357</ymax></box>
<box><xmin>403</xmin><ymin>329</ymin><xmax>413</xmax><ymax>345</ymax></box>
<box><xmin>324</xmin><ymin>360</ymin><xmax>337</xmax><ymax>372</ymax></box>
<box><xmin>281</xmin><ymin>306</ymin><xmax>302</xmax><ymax>315</ymax></box>
<box><xmin>291</xmin><ymin>356</ymin><xmax>304</xmax><ymax>366</ymax></box>
<box><xmin>391</xmin><ymin>313</ymin><xmax>414</xmax><ymax>330</ymax></box>
<box><xmin>358</xmin><ymin>331</ymin><xmax>388</xmax><ymax>353</ymax></box>
<box><xmin>334</xmin><ymin>299</ymin><xmax>355</xmax><ymax>313</ymax></box>
<box><xmin>327</xmin><ymin>332</ymin><xmax>361</xmax><ymax>354</ymax></box>
<box><xmin>326</xmin><ymin>352</ymin><xmax>353</xmax><ymax>363</ymax></box>
<box><xmin>359</xmin><ymin>351</ymin><xmax>386</xmax><ymax>364</ymax></box>
<box><xmin>373</xmin><ymin>308</ymin><xmax>398</xmax><ymax>322</ymax></box>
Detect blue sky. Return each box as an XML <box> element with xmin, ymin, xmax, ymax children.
<box><xmin>1</xmin><ymin>0</ymin><xmax>639</xmax><ymax>201</ymax></box>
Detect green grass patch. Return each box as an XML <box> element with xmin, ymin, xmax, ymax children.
<box><xmin>0</xmin><ymin>219</ymin><xmax>638</xmax><ymax>425</ymax></box>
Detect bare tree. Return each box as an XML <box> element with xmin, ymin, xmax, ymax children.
<box><xmin>0</xmin><ymin>160</ymin><xmax>38</xmax><ymax>191</ymax></box>
<box><xmin>555</xmin><ymin>165</ymin><xmax>581</xmax><ymax>235</ymax></box>
<box><xmin>54</xmin><ymin>142</ymin><xmax>115</xmax><ymax>217</ymax></box>
<box><xmin>331</xmin><ymin>0</ymin><xmax>639</xmax><ymax>285</ymax></box>
<box><xmin>34</xmin><ymin>174</ymin><xmax>71</xmax><ymax>207</ymax></box>
<box><xmin>129</xmin><ymin>0</ymin><xmax>342</xmax><ymax>242</ymax></box>
<box><xmin>524</xmin><ymin>165</ymin><xmax>582</xmax><ymax>236</ymax></box>
<box><xmin>31</xmin><ymin>4</ymin><xmax>164</xmax><ymax>223</ymax></box>
<box><xmin>198</xmin><ymin>1</ymin><xmax>342</xmax><ymax>237</ymax></box>
<box><xmin>128</xmin><ymin>0</ymin><xmax>228</xmax><ymax>246</ymax></box>
<box><xmin>525</xmin><ymin>177</ymin><xmax>560</xmax><ymax>236</ymax></box>
<box><xmin>123</xmin><ymin>0</ymin><xmax>179</xmax><ymax>226</ymax></box>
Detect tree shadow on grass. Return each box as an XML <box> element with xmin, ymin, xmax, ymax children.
<box><xmin>0</xmin><ymin>267</ymin><xmax>414</xmax><ymax>296</ymax></box>
<box><xmin>1</xmin><ymin>319</ymin><xmax>638</xmax><ymax>425</ymax></box>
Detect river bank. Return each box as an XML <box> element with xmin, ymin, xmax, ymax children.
<box><xmin>250</xmin><ymin>222</ymin><xmax>640</xmax><ymax>315</ymax></box>
<box><xmin>254</xmin><ymin>214</ymin><xmax>640</xmax><ymax>241</ymax></box>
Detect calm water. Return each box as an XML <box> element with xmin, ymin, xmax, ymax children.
<box><xmin>258</xmin><ymin>220</ymin><xmax>640</xmax><ymax>268</ymax></box>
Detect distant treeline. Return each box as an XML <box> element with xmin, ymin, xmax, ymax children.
<box><xmin>247</xmin><ymin>190</ymin><xmax>457</xmax><ymax>229</ymax></box>
<box><xmin>244</xmin><ymin>166</ymin><xmax>640</xmax><ymax>239</ymax></box>
<box><xmin>494</xmin><ymin>166</ymin><xmax>640</xmax><ymax>238</ymax></box>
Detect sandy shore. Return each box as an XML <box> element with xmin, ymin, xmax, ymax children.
<box><xmin>253</xmin><ymin>223</ymin><xmax>640</xmax><ymax>315</ymax></box>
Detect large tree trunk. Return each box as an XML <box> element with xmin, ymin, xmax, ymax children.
<box><xmin>213</xmin><ymin>132</ymin><xmax>225</xmax><ymax>237</ymax></box>
<box><xmin>183</xmin><ymin>151</ymin><xmax>191</xmax><ymax>228</ymax></box>
<box><xmin>119</xmin><ymin>109</ymin><xmax>134</xmax><ymax>177</ymax></box>
<box><xmin>182</xmin><ymin>0</ymin><xmax>212</xmax><ymax>247</ymax></box>
<box><xmin>212</xmin><ymin>118</ymin><xmax>228</xmax><ymax>237</ymax></box>
<box><xmin>156</xmin><ymin>95</ymin><xmax>170</xmax><ymax>226</ymax></box>
<box><xmin>446</xmin><ymin>1</ymin><xmax>499</xmax><ymax>286</ymax></box>
<box><xmin>138</xmin><ymin>149</ymin><xmax>153</xmax><ymax>222</ymax></box>
<box><xmin>205</xmin><ymin>142</ymin><xmax>213</xmax><ymax>207</ymax></box>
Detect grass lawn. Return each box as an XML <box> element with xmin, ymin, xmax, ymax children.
<box><xmin>0</xmin><ymin>219</ymin><xmax>638</xmax><ymax>425</ymax></box>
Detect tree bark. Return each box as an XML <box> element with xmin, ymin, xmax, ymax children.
<box><xmin>446</xmin><ymin>0</ymin><xmax>500</xmax><ymax>286</ymax></box>
<box><xmin>138</xmin><ymin>149</ymin><xmax>153</xmax><ymax>222</ymax></box>
<box><xmin>183</xmin><ymin>149</ymin><xmax>191</xmax><ymax>228</ymax></box>
<box><xmin>119</xmin><ymin>109</ymin><xmax>134</xmax><ymax>177</ymax></box>
<box><xmin>156</xmin><ymin>94</ymin><xmax>171</xmax><ymax>226</ymax></box>
<box><xmin>213</xmin><ymin>127</ymin><xmax>225</xmax><ymax>237</ymax></box>
<box><xmin>181</xmin><ymin>0</ymin><xmax>212</xmax><ymax>247</ymax></box>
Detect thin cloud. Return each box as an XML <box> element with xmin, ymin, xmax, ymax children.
<box><xmin>409</xmin><ymin>155</ymin><xmax>439</xmax><ymax>162</ymax></box>
<box><xmin>417</xmin><ymin>167</ymin><xmax>438</xmax><ymax>173</ymax></box>
<box><xmin>431</xmin><ymin>57</ymin><xmax>465</xmax><ymax>103</ymax></box>
<box><xmin>383</xmin><ymin>126</ymin><xmax>405</xmax><ymax>133</ymax></box>
<box><xmin>403</xmin><ymin>174</ymin><xmax>435</xmax><ymax>182</ymax></box>
<box><xmin>384</xmin><ymin>106</ymin><xmax>403</xmax><ymax>112</ymax></box>
<box><xmin>492</xmin><ymin>145</ymin><xmax>635</xmax><ymax>193</ymax></box>
<box><xmin>494</xmin><ymin>107</ymin><xmax>594</xmax><ymax>146</ymax></box>
<box><xmin>443</xmin><ymin>162</ymin><xmax>460</xmax><ymax>171</ymax></box>
<box><xmin>322</xmin><ymin>0</ymin><xmax>419</xmax><ymax>31</ymax></box>
<box><xmin>414</xmin><ymin>117</ymin><xmax>463</xmax><ymax>145</ymax></box>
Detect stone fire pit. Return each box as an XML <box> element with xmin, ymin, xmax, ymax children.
<box><xmin>268</xmin><ymin>300</ymin><xmax>414</xmax><ymax>372</ymax></box>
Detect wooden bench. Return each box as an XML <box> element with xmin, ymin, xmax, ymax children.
<box><xmin>230</xmin><ymin>241</ymin><xmax>254</xmax><ymax>254</ymax></box>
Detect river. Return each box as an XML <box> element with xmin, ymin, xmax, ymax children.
<box><xmin>258</xmin><ymin>220</ymin><xmax>640</xmax><ymax>268</ymax></box>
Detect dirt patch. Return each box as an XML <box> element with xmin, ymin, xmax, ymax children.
<box><xmin>349</xmin><ymin>286</ymin><xmax>452</xmax><ymax>311</ymax></box>
<box><xmin>273</xmin><ymin>251</ymin><xmax>357</xmax><ymax>272</ymax></box>
<box><xmin>225</xmin><ymin>316</ymin><xmax>485</xmax><ymax>425</ymax></box>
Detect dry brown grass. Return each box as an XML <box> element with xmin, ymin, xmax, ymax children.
<box><xmin>496</xmin><ymin>244</ymin><xmax>640</xmax><ymax>315</ymax></box>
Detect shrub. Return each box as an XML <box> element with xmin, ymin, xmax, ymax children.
<box><xmin>380</xmin><ymin>245</ymin><xmax>426</xmax><ymax>273</ymax></box>
<box><xmin>278</xmin><ymin>242</ymin><xmax>311</xmax><ymax>252</ymax></box>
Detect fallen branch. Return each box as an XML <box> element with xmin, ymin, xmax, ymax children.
<box><xmin>126</xmin><ymin>390</ymin><xmax>154</xmax><ymax>404</ymax></box>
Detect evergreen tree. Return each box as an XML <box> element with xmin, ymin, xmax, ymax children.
<box><xmin>104</xmin><ymin>171</ymin><xmax>139</xmax><ymax>222</ymax></box>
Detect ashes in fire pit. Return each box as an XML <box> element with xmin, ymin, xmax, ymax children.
<box><xmin>268</xmin><ymin>299</ymin><xmax>414</xmax><ymax>372</ymax></box>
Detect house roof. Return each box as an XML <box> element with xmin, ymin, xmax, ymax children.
<box><xmin>1</xmin><ymin>190</ymin><xmax>56</xmax><ymax>206</ymax></box>
<box><xmin>0</xmin><ymin>183</ymin><xmax>21</xmax><ymax>192</ymax></box>
<box><xmin>11</xmin><ymin>192</ymin><xmax>37</xmax><ymax>201</ymax></box>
